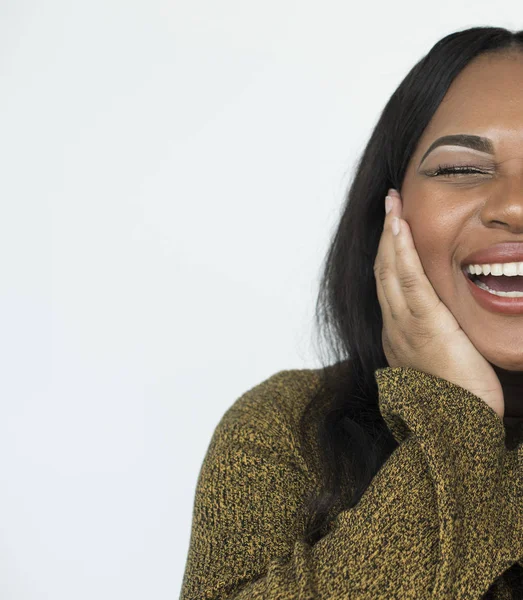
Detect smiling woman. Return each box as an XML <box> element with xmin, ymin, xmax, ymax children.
<box><xmin>180</xmin><ymin>26</ymin><xmax>523</xmax><ymax>600</ymax></box>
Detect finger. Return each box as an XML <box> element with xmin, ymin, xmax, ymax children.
<box><xmin>392</xmin><ymin>214</ymin><xmax>441</xmax><ymax>318</ymax></box>
<box><xmin>374</xmin><ymin>193</ymin><xmax>408</xmax><ymax>321</ymax></box>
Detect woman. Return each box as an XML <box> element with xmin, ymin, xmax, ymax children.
<box><xmin>180</xmin><ymin>26</ymin><xmax>523</xmax><ymax>599</ymax></box>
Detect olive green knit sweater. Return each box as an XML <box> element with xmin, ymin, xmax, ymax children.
<box><xmin>180</xmin><ymin>367</ymin><xmax>523</xmax><ymax>599</ymax></box>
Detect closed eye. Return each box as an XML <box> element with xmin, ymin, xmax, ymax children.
<box><xmin>426</xmin><ymin>164</ymin><xmax>490</xmax><ymax>177</ymax></box>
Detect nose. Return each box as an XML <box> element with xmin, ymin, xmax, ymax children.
<box><xmin>480</xmin><ymin>165</ymin><xmax>523</xmax><ymax>233</ymax></box>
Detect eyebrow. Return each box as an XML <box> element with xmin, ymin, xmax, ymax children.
<box><xmin>418</xmin><ymin>134</ymin><xmax>495</xmax><ymax>168</ymax></box>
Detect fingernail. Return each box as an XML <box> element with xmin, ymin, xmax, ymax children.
<box><xmin>387</xmin><ymin>188</ymin><xmax>397</xmax><ymax>196</ymax></box>
<box><xmin>392</xmin><ymin>217</ymin><xmax>400</xmax><ymax>236</ymax></box>
<box><xmin>385</xmin><ymin>196</ymin><xmax>393</xmax><ymax>214</ymax></box>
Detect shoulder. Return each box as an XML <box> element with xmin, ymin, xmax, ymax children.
<box><xmin>209</xmin><ymin>367</ymin><xmax>327</xmax><ymax>475</ymax></box>
<box><xmin>222</xmin><ymin>367</ymin><xmax>324</xmax><ymax>431</ymax></box>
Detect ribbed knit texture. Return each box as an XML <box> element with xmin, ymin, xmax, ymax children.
<box><xmin>180</xmin><ymin>367</ymin><xmax>523</xmax><ymax>599</ymax></box>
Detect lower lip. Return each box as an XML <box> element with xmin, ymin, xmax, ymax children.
<box><xmin>463</xmin><ymin>270</ymin><xmax>523</xmax><ymax>314</ymax></box>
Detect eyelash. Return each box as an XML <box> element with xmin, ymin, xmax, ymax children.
<box><xmin>428</xmin><ymin>163</ymin><xmax>489</xmax><ymax>177</ymax></box>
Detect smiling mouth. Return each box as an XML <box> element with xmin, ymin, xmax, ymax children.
<box><xmin>462</xmin><ymin>268</ymin><xmax>523</xmax><ymax>298</ymax></box>
<box><xmin>463</xmin><ymin>269</ymin><xmax>479</xmax><ymax>283</ymax></box>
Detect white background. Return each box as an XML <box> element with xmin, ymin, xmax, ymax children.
<box><xmin>1</xmin><ymin>1</ymin><xmax>520</xmax><ymax>598</ymax></box>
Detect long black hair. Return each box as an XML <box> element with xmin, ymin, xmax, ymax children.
<box><xmin>298</xmin><ymin>26</ymin><xmax>523</xmax><ymax>597</ymax></box>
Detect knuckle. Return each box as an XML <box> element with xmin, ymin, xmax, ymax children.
<box><xmin>375</xmin><ymin>262</ymin><xmax>392</xmax><ymax>283</ymax></box>
<box><xmin>408</xmin><ymin>318</ymin><xmax>433</xmax><ymax>339</ymax></box>
<box><xmin>397</xmin><ymin>270</ymin><xmax>418</xmax><ymax>291</ymax></box>
<box><xmin>387</xmin><ymin>305</ymin><xmax>399</xmax><ymax>321</ymax></box>
<box><xmin>409</xmin><ymin>298</ymin><xmax>443</xmax><ymax>322</ymax></box>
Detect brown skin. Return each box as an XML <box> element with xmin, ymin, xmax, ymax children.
<box><xmin>399</xmin><ymin>50</ymin><xmax>523</xmax><ymax>424</ymax></box>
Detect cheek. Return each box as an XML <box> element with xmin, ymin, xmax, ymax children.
<box><xmin>408</xmin><ymin>213</ymin><xmax>457</xmax><ymax>295</ymax></box>
<box><xmin>402</xmin><ymin>187</ymin><xmax>464</xmax><ymax>292</ymax></box>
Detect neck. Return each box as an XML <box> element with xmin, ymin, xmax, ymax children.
<box><xmin>492</xmin><ymin>364</ymin><xmax>523</xmax><ymax>422</ymax></box>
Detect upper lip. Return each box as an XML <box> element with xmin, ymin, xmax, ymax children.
<box><xmin>461</xmin><ymin>242</ymin><xmax>523</xmax><ymax>267</ymax></box>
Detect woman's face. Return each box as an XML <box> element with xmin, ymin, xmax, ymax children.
<box><xmin>400</xmin><ymin>51</ymin><xmax>523</xmax><ymax>371</ymax></box>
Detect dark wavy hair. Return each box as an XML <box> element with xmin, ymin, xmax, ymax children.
<box><xmin>298</xmin><ymin>26</ymin><xmax>523</xmax><ymax>598</ymax></box>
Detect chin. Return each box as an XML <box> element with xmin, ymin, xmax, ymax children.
<box><xmin>488</xmin><ymin>357</ymin><xmax>523</xmax><ymax>373</ymax></box>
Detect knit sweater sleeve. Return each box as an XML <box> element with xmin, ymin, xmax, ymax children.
<box><xmin>179</xmin><ymin>367</ymin><xmax>523</xmax><ymax>600</ymax></box>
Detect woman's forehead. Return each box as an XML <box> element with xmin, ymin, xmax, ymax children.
<box><xmin>412</xmin><ymin>58</ymin><xmax>523</xmax><ymax>167</ymax></box>
<box><xmin>432</xmin><ymin>54</ymin><xmax>523</xmax><ymax>124</ymax></box>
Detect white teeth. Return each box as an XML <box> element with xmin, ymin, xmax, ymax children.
<box><xmin>466</xmin><ymin>262</ymin><xmax>523</xmax><ymax>276</ymax></box>
<box><xmin>474</xmin><ymin>279</ymin><xmax>523</xmax><ymax>297</ymax></box>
